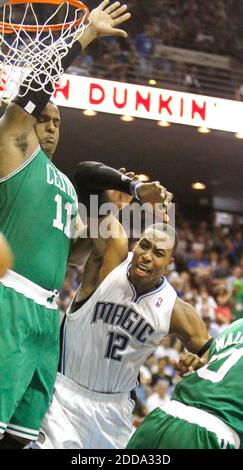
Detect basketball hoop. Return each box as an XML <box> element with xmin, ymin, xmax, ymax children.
<box><xmin>0</xmin><ymin>0</ymin><xmax>89</xmax><ymax>102</ymax></box>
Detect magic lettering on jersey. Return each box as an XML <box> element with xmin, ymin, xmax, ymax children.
<box><xmin>92</xmin><ymin>301</ymin><xmax>155</xmax><ymax>343</ymax></box>
<box><xmin>46</xmin><ymin>163</ymin><xmax>77</xmax><ymax>202</ymax></box>
<box><xmin>215</xmin><ymin>330</ymin><xmax>243</xmax><ymax>352</ymax></box>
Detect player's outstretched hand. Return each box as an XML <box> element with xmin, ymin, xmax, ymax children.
<box><xmin>137</xmin><ymin>182</ymin><xmax>173</xmax><ymax>208</ymax></box>
<box><xmin>89</xmin><ymin>1</ymin><xmax>131</xmax><ymax>39</ymax></box>
<box><xmin>174</xmin><ymin>352</ymin><xmax>207</xmax><ymax>377</ymax></box>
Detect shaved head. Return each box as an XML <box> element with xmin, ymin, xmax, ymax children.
<box><xmin>141</xmin><ymin>224</ymin><xmax>178</xmax><ymax>254</ymax></box>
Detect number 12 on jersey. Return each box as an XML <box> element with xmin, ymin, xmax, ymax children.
<box><xmin>105</xmin><ymin>332</ymin><xmax>129</xmax><ymax>362</ymax></box>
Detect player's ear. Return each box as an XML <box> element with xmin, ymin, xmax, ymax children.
<box><xmin>169</xmin><ymin>256</ymin><xmax>174</xmax><ymax>265</ymax></box>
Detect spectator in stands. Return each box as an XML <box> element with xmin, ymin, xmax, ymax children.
<box><xmin>183</xmin><ymin>65</ymin><xmax>201</xmax><ymax>93</ymax></box>
<box><xmin>214</xmin><ymin>285</ymin><xmax>233</xmax><ymax>325</ymax></box>
<box><xmin>195</xmin><ymin>286</ymin><xmax>217</xmax><ymax>321</ymax></box>
<box><xmin>223</xmin><ymin>236</ymin><xmax>239</xmax><ymax>265</ymax></box>
<box><xmin>67</xmin><ymin>52</ymin><xmax>94</xmax><ymax>77</ymax></box>
<box><xmin>233</xmin><ymin>229</ymin><xmax>243</xmax><ymax>257</ymax></box>
<box><xmin>154</xmin><ymin>336</ymin><xmax>180</xmax><ymax>364</ymax></box>
<box><xmin>231</xmin><ymin>271</ymin><xmax>243</xmax><ymax>321</ymax></box>
<box><xmin>186</xmin><ymin>245</ymin><xmax>210</xmax><ymax>283</ymax></box>
<box><xmin>212</xmin><ymin>257</ymin><xmax>232</xmax><ymax>285</ymax></box>
<box><xmin>145</xmin><ymin>380</ymin><xmax>171</xmax><ymax>414</ymax></box>
<box><xmin>134</xmin><ymin>24</ymin><xmax>156</xmax><ymax>77</ymax></box>
<box><xmin>151</xmin><ymin>357</ymin><xmax>175</xmax><ymax>387</ymax></box>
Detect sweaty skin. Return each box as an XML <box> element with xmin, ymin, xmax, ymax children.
<box><xmin>0</xmin><ymin>233</ymin><xmax>13</xmax><ymax>277</ymax></box>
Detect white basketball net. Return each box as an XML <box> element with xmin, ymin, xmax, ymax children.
<box><xmin>0</xmin><ymin>1</ymin><xmax>89</xmax><ymax>102</ymax></box>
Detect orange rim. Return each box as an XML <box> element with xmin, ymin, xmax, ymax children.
<box><xmin>0</xmin><ymin>0</ymin><xmax>89</xmax><ymax>33</ymax></box>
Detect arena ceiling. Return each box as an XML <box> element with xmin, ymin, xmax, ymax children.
<box><xmin>56</xmin><ymin>106</ymin><xmax>243</xmax><ymax>214</ymax></box>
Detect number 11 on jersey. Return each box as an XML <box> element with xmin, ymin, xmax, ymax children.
<box><xmin>53</xmin><ymin>194</ymin><xmax>74</xmax><ymax>239</ymax></box>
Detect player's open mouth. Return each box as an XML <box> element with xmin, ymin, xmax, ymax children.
<box><xmin>135</xmin><ymin>263</ymin><xmax>151</xmax><ymax>276</ymax></box>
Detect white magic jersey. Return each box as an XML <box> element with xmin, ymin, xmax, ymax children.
<box><xmin>60</xmin><ymin>253</ymin><xmax>177</xmax><ymax>394</ymax></box>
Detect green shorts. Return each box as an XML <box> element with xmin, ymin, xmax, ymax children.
<box><xmin>0</xmin><ymin>281</ymin><xmax>60</xmax><ymax>441</ymax></box>
<box><xmin>127</xmin><ymin>405</ymin><xmax>238</xmax><ymax>449</ymax></box>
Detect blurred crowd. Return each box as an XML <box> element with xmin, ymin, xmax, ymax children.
<box><xmin>58</xmin><ymin>218</ymin><xmax>243</xmax><ymax>424</ymax></box>
<box><xmin>1</xmin><ymin>1</ymin><xmax>243</xmax><ymax>99</ymax></box>
<box><xmin>127</xmin><ymin>0</ymin><xmax>243</xmax><ymax>58</ymax></box>
<box><xmin>66</xmin><ymin>0</ymin><xmax>243</xmax><ymax>99</ymax></box>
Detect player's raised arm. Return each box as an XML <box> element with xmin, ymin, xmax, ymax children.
<box><xmin>0</xmin><ymin>1</ymin><xmax>131</xmax><ymax>177</ymax></box>
<box><xmin>72</xmin><ymin>161</ymin><xmax>173</xmax><ymax>299</ymax></box>
<box><xmin>77</xmin><ymin>0</ymin><xmax>131</xmax><ymax>50</ymax></box>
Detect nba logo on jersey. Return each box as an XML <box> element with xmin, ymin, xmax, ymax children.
<box><xmin>156</xmin><ymin>297</ymin><xmax>163</xmax><ymax>307</ymax></box>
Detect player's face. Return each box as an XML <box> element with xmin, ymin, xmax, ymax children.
<box><xmin>34</xmin><ymin>103</ymin><xmax>60</xmax><ymax>160</ymax></box>
<box><xmin>130</xmin><ymin>230</ymin><xmax>174</xmax><ymax>293</ymax></box>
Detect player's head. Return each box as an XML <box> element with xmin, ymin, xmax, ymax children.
<box><xmin>34</xmin><ymin>102</ymin><xmax>60</xmax><ymax>160</ymax></box>
<box><xmin>130</xmin><ymin>224</ymin><xmax>178</xmax><ymax>293</ymax></box>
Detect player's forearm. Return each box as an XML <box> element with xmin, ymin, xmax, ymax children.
<box><xmin>180</xmin><ymin>332</ymin><xmax>212</xmax><ymax>355</ymax></box>
<box><xmin>74</xmin><ymin>162</ymin><xmax>134</xmax><ymax>198</ymax></box>
<box><xmin>69</xmin><ymin>237</ymin><xmax>93</xmax><ymax>266</ymax></box>
<box><xmin>78</xmin><ymin>24</ymin><xmax>97</xmax><ymax>50</ymax></box>
<box><xmin>13</xmin><ymin>41</ymin><xmax>83</xmax><ymax>118</ymax></box>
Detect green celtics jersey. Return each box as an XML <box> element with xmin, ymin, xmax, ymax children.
<box><xmin>0</xmin><ymin>146</ymin><xmax>78</xmax><ymax>291</ymax></box>
<box><xmin>173</xmin><ymin>319</ymin><xmax>243</xmax><ymax>444</ymax></box>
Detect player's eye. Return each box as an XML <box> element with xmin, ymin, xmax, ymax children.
<box><xmin>140</xmin><ymin>242</ymin><xmax>148</xmax><ymax>249</ymax></box>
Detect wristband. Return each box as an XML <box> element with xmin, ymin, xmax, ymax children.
<box><xmin>130</xmin><ymin>181</ymin><xmax>143</xmax><ymax>201</ymax></box>
<box><xmin>197</xmin><ymin>338</ymin><xmax>214</xmax><ymax>357</ymax></box>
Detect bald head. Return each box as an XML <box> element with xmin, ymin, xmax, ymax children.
<box><xmin>141</xmin><ymin>224</ymin><xmax>178</xmax><ymax>255</ymax></box>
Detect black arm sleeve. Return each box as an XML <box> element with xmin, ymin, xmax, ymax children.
<box><xmin>74</xmin><ymin>161</ymin><xmax>134</xmax><ymax>218</ymax></box>
<box><xmin>74</xmin><ymin>161</ymin><xmax>133</xmax><ymax>195</ymax></box>
<box><xmin>13</xmin><ymin>41</ymin><xmax>82</xmax><ymax>117</ymax></box>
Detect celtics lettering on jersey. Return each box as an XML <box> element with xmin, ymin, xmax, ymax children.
<box><xmin>0</xmin><ymin>147</ymin><xmax>78</xmax><ymax>290</ymax></box>
<box><xmin>46</xmin><ymin>163</ymin><xmax>77</xmax><ymax>239</ymax></box>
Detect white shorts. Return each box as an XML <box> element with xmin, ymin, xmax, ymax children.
<box><xmin>32</xmin><ymin>373</ymin><xmax>134</xmax><ymax>449</ymax></box>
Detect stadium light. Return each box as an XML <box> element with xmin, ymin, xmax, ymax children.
<box><xmin>198</xmin><ymin>127</ymin><xmax>211</xmax><ymax>134</ymax></box>
<box><xmin>149</xmin><ymin>79</ymin><xmax>157</xmax><ymax>86</ymax></box>
<box><xmin>120</xmin><ymin>115</ymin><xmax>135</xmax><ymax>122</ymax></box>
<box><xmin>192</xmin><ymin>182</ymin><xmax>207</xmax><ymax>191</ymax></box>
<box><xmin>157</xmin><ymin>121</ymin><xmax>171</xmax><ymax>128</ymax></box>
<box><xmin>235</xmin><ymin>132</ymin><xmax>243</xmax><ymax>139</ymax></box>
<box><xmin>83</xmin><ymin>109</ymin><xmax>97</xmax><ymax>117</ymax></box>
